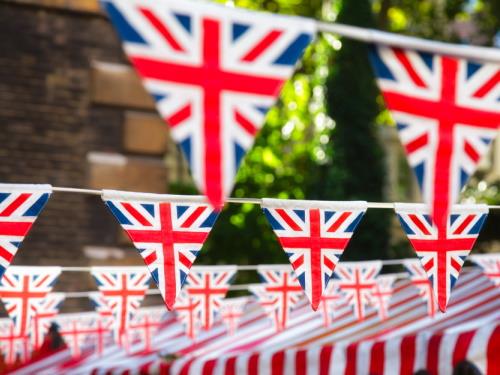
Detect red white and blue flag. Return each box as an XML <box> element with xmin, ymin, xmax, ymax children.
<box><xmin>470</xmin><ymin>253</ymin><xmax>500</xmax><ymax>287</ymax></box>
<box><xmin>403</xmin><ymin>259</ymin><xmax>438</xmax><ymax>317</ymax></box>
<box><xmin>262</xmin><ymin>199</ymin><xmax>367</xmax><ymax>311</ymax></box>
<box><xmin>174</xmin><ymin>290</ymin><xmax>201</xmax><ymax>339</ymax></box>
<box><xmin>31</xmin><ymin>292</ymin><xmax>65</xmax><ymax>350</ymax></box>
<box><xmin>89</xmin><ymin>291</ymin><xmax>113</xmax><ymax>320</ymax></box>
<box><xmin>370</xmin><ymin>275</ymin><xmax>396</xmax><ymax>321</ymax></box>
<box><xmin>220</xmin><ymin>296</ymin><xmax>248</xmax><ymax>335</ymax></box>
<box><xmin>318</xmin><ymin>280</ymin><xmax>343</xmax><ymax>327</ymax></box>
<box><xmin>0</xmin><ymin>184</ymin><xmax>51</xmax><ymax>279</ymax></box>
<box><xmin>253</xmin><ymin>265</ymin><xmax>304</xmax><ymax>331</ymax></box>
<box><xmin>369</xmin><ymin>46</ymin><xmax>499</xmax><ymax>228</ymax></box>
<box><xmin>0</xmin><ymin>266</ymin><xmax>61</xmax><ymax>336</ymax></box>
<box><xmin>103</xmin><ymin>190</ymin><xmax>218</xmax><ymax>311</ymax></box>
<box><xmin>91</xmin><ymin>267</ymin><xmax>150</xmax><ymax>347</ymax></box>
<box><xmin>184</xmin><ymin>265</ymin><xmax>236</xmax><ymax>331</ymax></box>
<box><xmin>334</xmin><ymin>261</ymin><xmax>382</xmax><ymax>321</ymax></box>
<box><xmin>395</xmin><ymin>203</ymin><xmax>488</xmax><ymax>312</ymax></box>
<box><xmin>129</xmin><ymin>306</ymin><xmax>167</xmax><ymax>351</ymax></box>
<box><xmin>101</xmin><ymin>0</ymin><xmax>316</xmax><ymax>209</ymax></box>
<box><xmin>0</xmin><ymin>318</ymin><xmax>28</xmax><ymax>365</ymax></box>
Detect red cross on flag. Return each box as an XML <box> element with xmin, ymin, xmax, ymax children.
<box><xmin>470</xmin><ymin>253</ymin><xmax>500</xmax><ymax>287</ymax></box>
<box><xmin>318</xmin><ymin>281</ymin><xmax>343</xmax><ymax>327</ymax></box>
<box><xmin>103</xmin><ymin>190</ymin><xmax>218</xmax><ymax>311</ymax></box>
<box><xmin>262</xmin><ymin>199</ymin><xmax>367</xmax><ymax>311</ymax></box>
<box><xmin>396</xmin><ymin>203</ymin><xmax>488</xmax><ymax>312</ymax></box>
<box><xmin>129</xmin><ymin>307</ymin><xmax>166</xmax><ymax>351</ymax></box>
<box><xmin>101</xmin><ymin>0</ymin><xmax>316</xmax><ymax>209</ymax></box>
<box><xmin>370</xmin><ymin>275</ymin><xmax>396</xmax><ymax>321</ymax></box>
<box><xmin>334</xmin><ymin>261</ymin><xmax>382</xmax><ymax>321</ymax></box>
<box><xmin>220</xmin><ymin>297</ymin><xmax>249</xmax><ymax>335</ymax></box>
<box><xmin>0</xmin><ymin>266</ymin><xmax>61</xmax><ymax>336</ymax></box>
<box><xmin>403</xmin><ymin>259</ymin><xmax>438</xmax><ymax>317</ymax></box>
<box><xmin>174</xmin><ymin>290</ymin><xmax>201</xmax><ymax>339</ymax></box>
<box><xmin>31</xmin><ymin>292</ymin><xmax>65</xmax><ymax>350</ymax></box>
<box><xmin>369</xmin><ymin>46</ymin><xmax>499</xmax><ymax>228</ymax></box>
<box><xmin>0</xmin><ymin>318</ymin><xmax>29</xmax><ymax>365</ymax></box>
<box><xmin>91</xmin><ymin>267</ymin><xmax>150</xmax><ymax>347</ymax></box>
<box><xmin>184</xmin><ymin>265</ymin><xmax>237</xmax><ymax>331</ymax></box>
<box><xmin>252</xmin><ymin>265</ymin><xmax>304</xmax><ymax>331</ymax></box>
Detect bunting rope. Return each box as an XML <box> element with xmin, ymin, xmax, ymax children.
<box><xmin>50</xmin><ymin>186</ymin><xmax>500</xmax><ymax>209</ymax></box>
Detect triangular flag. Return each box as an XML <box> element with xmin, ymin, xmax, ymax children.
<box><xmin>129</xmin><ymin>306</ymin><xmax>167</xmax><ymax>351</ymax></box>
<box><xmin>334</xmin><ymin>261</ymin><xmax>382</xmax><ymax>321</ymax></box>
<box><xmin>369</xmin><ymin>46</ymin><xmax>499</xmax><ymax>227</ymax></box>
<box><xmin>184</xmin><ymin>265</ymin><xmax>236</xmax><ymax>331</ymax></box>
<box><xmin>101</xmin><ymin>0</ymin><xmax>317</xmax><ymax>209</ymax></box>
<box><xmin>262</xmin><ymin>199</ymin><xmax>367</xmax><ymax>311</ymax></box>
<box><xmin>395</xmin><ymin>203</ymin><xmax>488</xmax><ymax>312</ymax></box>
<box><xmin>252</xmin><ymin>265</ymin><xmax>303</xmax><ymax>331</ymax></box>
<box><xmin>220</xmin><ymin>297</ymin><xmax>249</xmax><ymax>335</ymax></box>
<box><xmin>403</xmin><ymin>259</ymin><xmax>438</xmax><ymax>317</ymax></box>
<box><xmin>103</xmin><ymin>190</ymin><xmax>218</xmax><ymax>310</ymax></box>
<box><xmin>0</xmin><ymin>184</ymin><xmax>51</xmax><ymax>279</ymax></box>
<box><xmin>89</xmin><ymin>291</ymin><xmax>113</xmax><ymax>320</ymax></box>
<box><xmin>0</xmin><ymin>318</ymin><xmax>28</xmax><ymax>365</ymax></box>
<box><xmin>0</xmin><ymin>266</ymin><xmax>61</xmax><ymax>336</ymax></box>
<box><xmin>31</xmin><ymin>292</ymin><xmax>65</xmax><ymax>350</ymax></box>
<box><xmin>370</xmin><ymin>275</ymin><xmax>396</xmax><ymax>321</ymax></box>
<box><xmin>91</xmin><ymin>266</ymin><xmax>150</xmax><ymax>347</ymax></box>
<box><xmin>470</xmin><ymin>253</ymin><xmax>500</xmax><ymax>287</ymax></box>
<box><xmin>318</xmin><ymin>280</ymin><xmax>343</xmax><ymax>327</ymax></box>
<box><xmin>174</xmin><ymin>290</ymin><xmax>201</xmax><ymax>339</ymax></box>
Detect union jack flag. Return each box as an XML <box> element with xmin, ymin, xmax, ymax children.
<box><xmin>469</xmin><ymin>253</ymin><xmax>500</xmax><ymax>287</ymax></box>
<box><xmin>89</xmin><ymin>291</ymin><xmax>113</xmax><ymax>320</ymax></box>
<box><xmin>91</xmin><ymin>267</ymin><xmax>150</xmax><ymax>347</ymax></box>
<box><xmin>403</xmin><ymin>259</ymin><xmax>438</xmax><ymax>317</ymax></box>
<box><xmin>395</xmin><ymin>203</ymin><xmax>488</xmax><ymax>312</ymax></box>
<box><xmin>31</xmin><ymin>292</ymin><xmax>65</xmax><ymax>350</ymax></box>
<box><xmin>103</xmin><ymin>190</ymin><xmax>218</xmax><ymax>310</ymax></box>
<box><xmin>0</xmin><ymin>184</ymin><xmax>51</xmax><ymax>278</ymax></box>
<box><xmin>262</xmin><ymin>199</ymin><xmax>367</xmax><ymax>311</ymax></box>
<box><xmin>0</xmin><ymin>266</ymin><xmax>61</xmax><ymax>336</ymax></box>
<box><xmin>0</xmin><ymin>318</ymin><xmax>29</xmax><ymax>365</ymax></box>
<box><xmin>334</xmin><ymin>261</ymin><xmax>382</xmax><ymax>321</ymax></box>
<box><xmin>129</xmin><ymin>306</ymin><xmax>167</xmax><ymax>351</ymax></box>
<box><xmin>369</xmin><ymin>46</ymin><xmax>499</xmax><ymax>228</ymax></box>
<box><xmin>174</xmin><ymin>290</ymin><xmax>201</xmax><ymax>339</ymax></box>
<box><xmin>370</xmin><ymin>275</ymin><xmax>396</xmax><ymax>321</ymax></box>
<box><xmin>220</xmin><ymin>296</ymin><xmax>248</xmax><ymax>335</ymax></box>
<box><xmin>253</xmin><ymin>265</ymin><xmax>304</xmax><ymax>331</ymax></box>
<box><xmin>101</xmin><ymin>0</ymin><xmax>316</xmax><ymax>209</ymax></box>
<box><xmin>184</xmin><ymin>265</ymin><xmax>236</xmax><ymax>331</ymax></box>
<box><xmin>318</xmin><ymin>280</ymin><xmax>343</xmax><ymax>327</ymax></box>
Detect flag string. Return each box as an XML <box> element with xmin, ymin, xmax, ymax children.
<box><xmin>51</xmin><ymin>186</ymin><xmax>500</xmax><ymax>209</ymax></box>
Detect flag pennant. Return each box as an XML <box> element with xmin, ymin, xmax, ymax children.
<box><xmin>103</xmin><ymin>190</ymin><xmax>218</xmax><ymax>311</ymax></box>
<box><xmin>129</xmin><ymin>307</ymin><xmax>167</xmax><ymax>351</ymax></box>
<box><xmin>334</xmin><ymin>261</ymin><xmax>382</xmax><ymax>321</ymax></box>
<box><xmin>0</xmin><ymin>266</ymin><xmax>61</xmax><ymax>336</ymax></box>
<box><xmin>262</xmin><ymin>199</ymin><xmax>367</xmax><ymax>311</ymax></box>
<box><xmin>395</xmin><ymin>203</ymin><xmax>488</xmax><ymax>312</ymax></box>
<box><xmin>89</xmin><ymin>291</ymin><xmax>113</xmax><ymax>320</ymax></box>
<box><xmin>370</xmin><ymin>275</ymin><xmax>396</xmax><ymax>321</ymax></box>
<box><xmin>403</xmin><ymin>259</ymin><xmax>438</xmax><ymax>317</ymax></box>
<box><xmin>0</xmin><ymin>318</ymin><xmax>29</xmax><ymax>365</ymax></box>
<box><xmin>0</xmin><ymin>184</ymin><xmax>51</xmax><ymax>279</ymax></box>
<box><xmin>31</xmin><ymin>292</ymin><xmax>65</xmax><ymax>350</ymax></box>
<box><xmin>101</xmin><ymin>0</ymin><xmax>317</xmax><ymax>209</ymax></box>
<box><xmin>174</xmin><ymin>290</ymin><xmax>201</xmax><ymax>339</ymax></box>
<box><xmin>252</xmin><ymin>265</ymin><xmax>303</xmax><ymax>331</ymax></box>
<box><xmin>91</xmin><ymin>267</ymin><xmax>150</xmax><ymax>347</ymax></box>
<box><xmin>369</xmin><ymin>46</ymin><xmax>500</xmax><ymax>228</ymax></box>
<box><xmin>220</xmin><ymin>297</ymin><xmax>249</xmax><ymax>335</ymax></box>
<box><xmin>470</xmin><ymin>253</ymin><xmax>500</xmax><ymax>287</ymax></box>
<box><xmin>319</xmin><ymin>280</ymin><xmax>343</xmax><ymax>327</ymax></box>
<box><xmin>184</xmin><ymin>265</ymin><xmax>237</xmax><ymax>331</ymax></box>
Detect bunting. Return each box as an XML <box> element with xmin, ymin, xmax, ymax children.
<box><xmin>470</xmin><ymin>253</ymin><xmax>500</xmax><ymax>287</ymax></box>
<box><xmin>103</xmin><ymin>190</ymin><xmax>218</xmax><ymax>310</ymax></box>
<box><xmin>0</xmin><ymin>318</ymin><xmax>28</xmax><ymax>365</ymax></box>
<box><xmin>184</xmin><ymin>265</ymin><xmax>237</xmax><ymax>331</ymax></box>
<box><xmin>91</xmin><ymin>267</ymin><xmax>150</xmax><ymax>347</ymax></box>
<box><xmin>334</xmin><ymin>261</ymin><xmax>382</xmax><ymax>321</ymax></box>
<box><xmin>252</xmin><ymin>265</ymin><xmax>303</xmax><ymax>331</ymax></box>
<box><xmin>395</xmin><ymin>203</ymin><xmax>488</xmax><ymax>312</ymax></box>
<box><xmin>220</xmin><ymin>297</ymin><xmax>248</xmax><ymax>335</ymax></box>
<box><xmin>370</xmin><ymin>275</ymin><xmax>396</xmax><ymax>321</ymax></box>
<box><xmin>319</xmin><ymin>280</ymin><xmax>343</xmax><ymax>327</ymax></box>
<box><xmin>403</xmin><ymin>259</ymin><xmax>438</xmax><ymax>317</ymax></box>
<box><xmin>0</xmin><ymin>266</ymin><xmax>61</xmax><ymax>336</ymax></box>
<box><xmin>89</xmin><ymin>292</ymin><xmax>113</xmax><ymax>320</ymax></box>
<box><xmin>262</xmin><ymin>199</ymin><xmax>367</xmax><ymax>311</ymax></box>
<box><xmin>31</xmin><ymin>292</ymin><xmax>65</xmax><ymax>350</ymax></box>
<box><xmin>101</xmin><ymin>0</ymin><xmax>316</xmax><ymax>209</ymax></box>
<box><xmin>369</xmin><ymin>46</ymin><xmax>500</xmax><ymax>227</ymax></box>
<box><xmin>129</xmin><ymin>307</ymin><xmax>167</xmax><ymax>351</ymax></box>
<box><xmin>0</xmin><ymin>184</ymin><xmax>51</xmax><ymax>279</ymax></box>
<box><xmin>174</xmin><ymin>290</ymin><xmax>201</xmax><ymax>339</ymax></box>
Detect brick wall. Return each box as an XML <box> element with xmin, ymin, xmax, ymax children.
<box><xmin>0</xmin><ymin>1</ymin><xmax>179</xmax><ymax>309</ymax></box>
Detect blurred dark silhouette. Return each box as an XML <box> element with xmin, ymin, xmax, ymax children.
<box><xmin>453</xmin><ymin>360</ymin><xmax>482</xmax><ymax>375</ymax></box>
